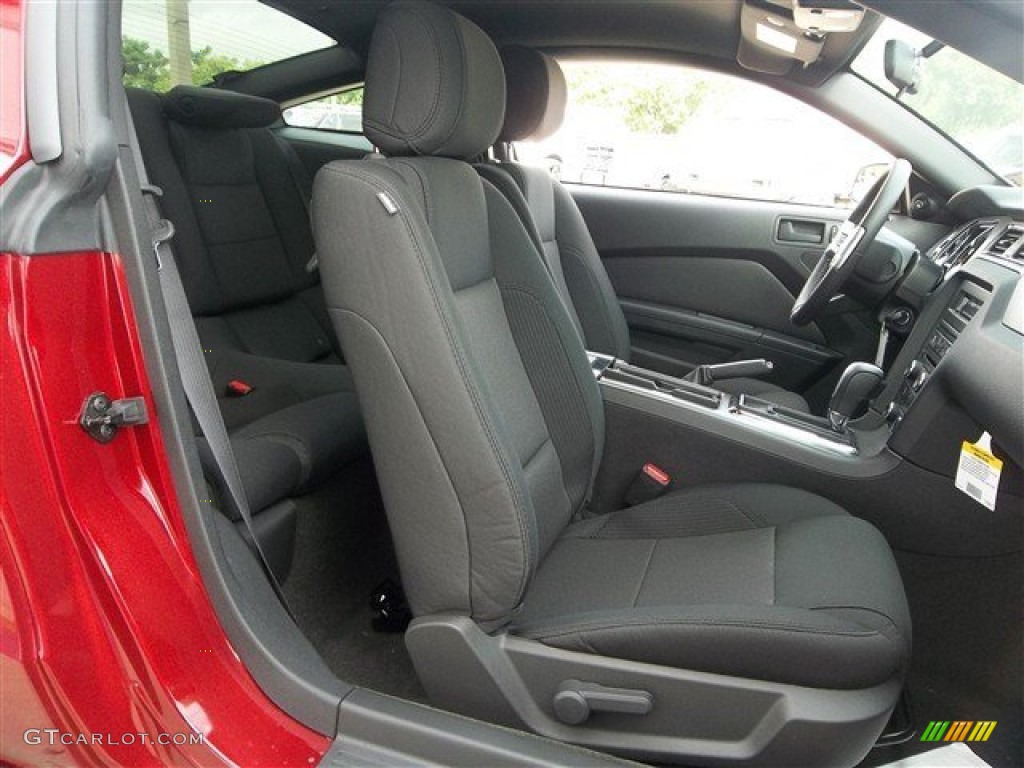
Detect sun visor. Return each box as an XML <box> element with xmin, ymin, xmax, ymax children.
<box><xmin>738</xmin><ymin>1</ymin><xmax>859</xmax><ymax>75</ymax></box>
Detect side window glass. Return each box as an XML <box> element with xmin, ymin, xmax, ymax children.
<box><xmin>516</xmin><ymin>62</ymin><xmax>892</xmax><ymax>208</ymax></box>
<box><xmin>282</xmin><ymin>90</ymin><xmax>364</xmax><ymax>133</ymax></box>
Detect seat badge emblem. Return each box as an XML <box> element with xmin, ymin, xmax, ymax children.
<box><xmin>377</xmin><ymin>192</ymin><xmax>400</xmax><ymax>215</ymax></box>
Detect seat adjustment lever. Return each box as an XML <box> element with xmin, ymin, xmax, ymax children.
<box><xmin>553</xmin><ymin>679</ymin><xmax>653</xmax><ymax>725</ymax></box>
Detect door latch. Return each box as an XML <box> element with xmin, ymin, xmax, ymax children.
<box><xmin>79</xmin><ymin>392</ymin><xmax>149</xmax><ymax>444</ymax></box>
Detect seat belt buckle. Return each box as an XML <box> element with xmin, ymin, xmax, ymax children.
<box><xmin>225</xmin><ymin>379</ymin><xmax>254</xmax><ymax>397</ymax></box>
<box><xmin>624</xmin><ymin>462</ymin><xmax>672</xmax><ymax>506</ymax></box>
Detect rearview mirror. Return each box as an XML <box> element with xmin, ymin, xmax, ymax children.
<box><xmin>884</xmin><ymin>40</ymin><xmax>921</xmax><ymax>95</ymax></box>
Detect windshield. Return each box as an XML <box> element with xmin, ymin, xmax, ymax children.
<box><xmin>853</xmin><ymin>18</ymin><xmax>1023</xmax><ymax>186</ymax></box>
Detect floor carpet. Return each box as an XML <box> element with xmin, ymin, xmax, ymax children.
<box><xmin>861</xmin><ymin>550</ymin><xmax>1022</xmax><ymax>768</ymax></box>
<box><xmin>282</xmin><ymin>459</ymin><xmax>427</xmax><ymax>703</ymax></box>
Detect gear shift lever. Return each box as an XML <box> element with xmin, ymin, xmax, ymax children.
<box><xmin>828</xmin><ymin>362</ymin><xmax>884</xmax><ymax>432</ymax></box>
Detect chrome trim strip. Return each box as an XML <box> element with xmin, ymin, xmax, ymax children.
<box><xmin>600</xmin><ymin>377</ymin><xmax>858</xmax><ymax>457</ymax></box>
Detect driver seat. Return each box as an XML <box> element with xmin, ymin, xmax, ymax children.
<box><xmin>313</xmin><ymin>2</ymin><xmax>908</xmax><ymax>764</ymax></box>
<box><xmin>486</xmin><ymin>46</ymin><xmax>810</xmax><ymax>413</ymax></box>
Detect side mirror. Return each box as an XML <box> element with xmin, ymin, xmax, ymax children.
<box><xmin>884</xmin><ymin>40</ymin><xmax>921</xmax><ymax>95</ymax></box>
<box><xmin>849</xmin><ymin>162</ymin><xmax>890</xmax><ymax>205</ymax></box>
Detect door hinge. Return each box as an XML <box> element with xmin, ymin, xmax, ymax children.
<box><xmin>79</xmin><ymin>392</ymin><xmax>149</xmax><ymax>444</ymax></box>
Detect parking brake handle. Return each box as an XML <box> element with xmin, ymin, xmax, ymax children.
<box><xmin>686</xmin><ymin>358</ymin><xmax>773</xmax><ymax>387</ymax></box>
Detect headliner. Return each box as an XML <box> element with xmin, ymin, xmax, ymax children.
<box><xmin>263</xmin><ymin>0</ymin><xmax>1023</xmax><ymax>85</ymax></box>
<box><xmin>263</xmin><ymin>0</ymin><xmax>874</xmax><ymax>86</ymax></box>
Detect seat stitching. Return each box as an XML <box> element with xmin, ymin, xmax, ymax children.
<box><xmin>238</xmin><ymin>430</ymin><xmax>313</xmax><ymax>487</ymax></box>
<box><xmin>771</xmin><ymin>527</ymin><xmax>778</xmax><ymax>606</ymax></box>
<box><xmin>188</xmin><ymin>179</ymin><xmax>266</xmax><ymax>189</ymax></box>
<box><xmin>632</xmin><ymin>541</ymin><xmax>658</xmax><ymax>608</ymax></box>
<box><xmin>202</xmin><ymin>232</ymin><xmax>280</xmax><ymax>248</ymax></box>
<box><xmin>592</xmin><ymin>514</ymin><xmax>614</xmax><ymax>539</ymax></box>
<box><xmin>521</xmin><ymin>434</ymin><xmax>552</xmax><ymax>470</ymax></box>
<box><xmin>391</xmin><ymin>159</ymin><xmax>433</xmax><ymax>227</ymax></box>
<box><xmin>728</xmin><ymin>492</ymin><xmax>767</xmax><ymax>528</ymax></box>
<box><xmin>522</xmin><ymin>616</ymin><xmax>882</xmax><ymax>639</ymax></box>
<box><xmin>558</xmin><ymin>243</ymin><xmax>619</xmax><ymax>350</ymax></box>
<box><xmin>334</xmin><ymin>308</ymin><xmax>477</xmax><ymax>616</ymax></box>
<box><xmin>433</xmin><ymin>12</ymin><xmax>470</xmax><ymax>155</ymax></box>
<box><xmin>808</xmin><ymin>604</ymin><xmax>902</xmax><ymax>632</ymax></box>
<box><xmin>337</xmin><ymin>307</ymin><xmax>474</xmax><ymax>597</ymax></box>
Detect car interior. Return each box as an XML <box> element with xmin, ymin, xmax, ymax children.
<box><xmin>8</xmin><ymin>0</ymin><xmax>1020</xmax><ymax>764</ymax></box>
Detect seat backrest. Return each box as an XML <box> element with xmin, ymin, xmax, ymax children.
<box><xmin>493</xmin><ymin>47</ymin><xmax>633</xmax><ymax>362</ymax></box>
<box><xmin>313</xmin><ymin>1</ymin><xmax>605</xmax><ymax>627</ymax></box>
<box><xmin>127</xmin><ymin>86</ymin><xmax>339</xmax><ymax>364</ymax></box>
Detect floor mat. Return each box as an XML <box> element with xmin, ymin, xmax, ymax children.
<box><xmin>861</xmin><ymin>550</ymin><xmax>1022</xmax><ymax>768</ymax></box>
<box><xmin>283</xmin><ymin>459</ymin><xmax>427</xmax><ymax>703</ymax></box>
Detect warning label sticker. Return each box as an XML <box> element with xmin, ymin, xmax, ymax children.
<box><xmin>955</xmin><ymin>433</ymin><xmax>1003</xmax><ymax>511</ymax></box>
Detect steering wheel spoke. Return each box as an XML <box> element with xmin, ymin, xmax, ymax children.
<box><xmin>790</xmin><ymin>159</ymin><xmax>912</xmax><ymax>326</ymax></box>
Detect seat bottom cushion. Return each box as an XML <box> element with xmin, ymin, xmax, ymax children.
<box><xmin>716</xmin><ymin>377</ymin><xmax>810</xmax><ymax>413</ymax></box>
<box><xmin>232</xmin><ymin>391</ymin><xmax>367</xmax><ymax>501</ymax></box>
<box><xmin>512</xmin><ymin>484</ymin><xmax>910</xmax><ymax>690</ymax></box>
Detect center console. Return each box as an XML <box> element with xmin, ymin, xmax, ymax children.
<box><xmin>588</xmin><ymin>353</ymin><xmax>894</xmax><ymax>478</ymax></box>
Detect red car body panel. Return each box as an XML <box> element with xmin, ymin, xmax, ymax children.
<box><xmin>1</xmin><ymin>250</ymin><xmax>331</xmax><ymax>766</ymax></box>
<box><xmin>1</xmin><ymin>2</ymin><xmax>329</xmax><ymax>762</ymax></box>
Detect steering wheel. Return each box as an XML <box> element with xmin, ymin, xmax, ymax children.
<box><xmin>791</xmin><ymin>158</ymin><xmax>913</xmax><ymax>326</ymax></box>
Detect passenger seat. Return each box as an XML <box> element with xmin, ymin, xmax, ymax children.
<box><xmin>486</xmin><ymin>47</ymin><xmax>810</xmax><ymax>413</ymax></box>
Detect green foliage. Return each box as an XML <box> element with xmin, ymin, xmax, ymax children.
<box><xmin>190</xmin><ymin>46</ymin><xmax>242</xmax><ymax>86</ymax></box>
<box><xmin>121</xmin><ymin>36</ymin><xmax>267</xmax><ymax>90</ymax></box>
<box><xmin>906</xmin><ymin>50</ymin><xmax>1021</xmax><ymax>136</ymax></box>
<box><xmin>122</xmin><ymin>37</ymin><xmax>170</xmax><ymax>91</ymax></box>
<box><xmin>565</xmin><ymin>65</ymin><xmax>622</xmax><ymax>108</ymax></box>
<box><xmin>326</xmin><ymin>89</ymin><xmax>364</xmax><ymax>106</ymax></box>
<box><xmin>625</xmin><ymin>81</ymin><xmax>709</xmax><ymax>135</ymax></box>
<box><xmin>564</xmin><ymin>64</ymin><xmax>711</xmax><ymax>135</ymax></box>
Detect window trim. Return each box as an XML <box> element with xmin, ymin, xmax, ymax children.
<box><xmin>281</xmin><ymin>85</ymin><xmax>365</xmax><ymax>136</ymax></box>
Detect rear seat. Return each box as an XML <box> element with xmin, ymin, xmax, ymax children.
<box><xmin>127</xmin><ymin>85</ymin><xmax>367</xmax><ymax>571</ymax></box>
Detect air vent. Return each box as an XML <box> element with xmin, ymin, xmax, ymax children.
<box><xmin>989</xmin><ymin>224</ymin><xmax>1024</xmax><ymax>259</ymax></box>
<box><xmin>931</xmin><ymin>220</ymin><xmax>996</xmax><ymax>270</ymax></box>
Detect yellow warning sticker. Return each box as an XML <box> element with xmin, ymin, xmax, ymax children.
<box><xmin>955</xmin><ymin>432</ymin><xmax>1003</xmax><ymax>511</ymax></box>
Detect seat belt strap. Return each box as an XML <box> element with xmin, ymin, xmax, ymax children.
<box><xmin>271</xmin><ymin>131</ymin><xmax>319</xmax><ymax>274</ymax></box>
<box><xmin>124</xmin><ymin>98</ymin><xmax>295</xmax><ymax>619</ymax></box>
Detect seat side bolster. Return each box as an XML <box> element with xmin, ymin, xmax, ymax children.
<box><xmin>483</xmin><ymin>180</ymin><xmax>606</xmax><ymax>517</ymax></box>
<box><xmin>551</xmin><ymin>181</ymin><xmax>633</xmax><ymax>361</ymax></box>
<box><xmin>498</xmin><ymin>163</ymin><xmax>587</xmax><ymax>339</ymax></box>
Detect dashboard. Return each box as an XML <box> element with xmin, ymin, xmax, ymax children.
<box><xmin>928</xmin><ymin>216</ymin><xmax>1024</xmax><ymax>273</ymax></box>
<box><xmin>881</xmin><ymin>198</ymin><xmax>1024</xmax><ymax>473</ymax></box>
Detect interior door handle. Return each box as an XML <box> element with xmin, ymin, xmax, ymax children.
<box><xmin>777</xmin><ymin>218</ymin><xmax>826</xmax><ymax>244</ymax></box>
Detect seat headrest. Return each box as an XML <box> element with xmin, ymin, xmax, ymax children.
<box><xmin>362</xmin><ymin>1</ymin><xmax>505</xmax><ymax>159</ymax></box>
<box><xmin>162</xmin><ymin>85</ymin><xmax>281</xmax><ymax>129</ymax></box>
<box><xmin>499</xmin><ymin>47</ymin><xmax>567</xmax><ymax>143</ymax></box>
